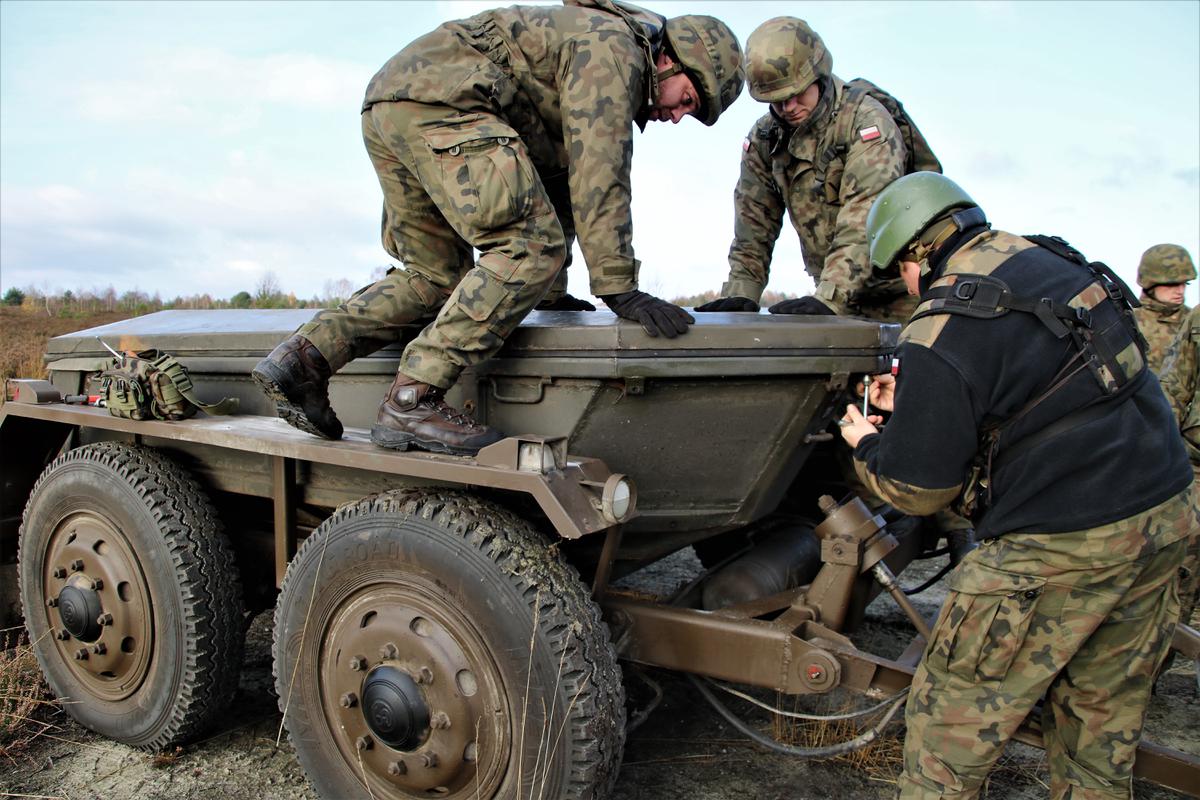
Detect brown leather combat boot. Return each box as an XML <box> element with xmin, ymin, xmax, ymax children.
<box><xmin>251</xmin><ymin>335</ymin><xmax>343</xmax><ymax>440</ymax></box>
<box><xmin>371</xmin><ymin>373</ymin><xmax>503</xmax><ymax>455</ymax></box>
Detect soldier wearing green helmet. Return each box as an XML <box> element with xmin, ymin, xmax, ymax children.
<box><xmin>696</xmin><ymin>16</ymin><xmax>941</xmax><ymax>321</ymax></box>
<box><xmin>1133</xmin><ymin>243</ymin><xmax>1196</xmax><ymax>372</ymax></box>
<box><xmin>253</xmin><ymin>0</ymin><xmax>744</xmax><ymax>455</ymax></box>
<box><xmin>843</xmin><ymin>171</ymin><xmax>1195</xmax><ymax>800</ymax></box>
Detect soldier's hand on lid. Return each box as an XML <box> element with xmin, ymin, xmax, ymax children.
<box><xmin>601</xmin><ymin>290</ymin><xmax>695</xmax><ymax>338</ymax></box>
<box><xmin>768</xmin><ymin>295</ymin><xmax>837</xmax><ymax>315</ymax></box>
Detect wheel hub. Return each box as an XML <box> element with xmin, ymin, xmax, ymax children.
<box><xmin>362</xmin><ymin>666</ymin><xmax>430</xmax><ymax>750</ymax></box>
<box><xmin>57</xmin><ymin>580</ymin><xmax>103</xmax><ymax>641</ymax></box>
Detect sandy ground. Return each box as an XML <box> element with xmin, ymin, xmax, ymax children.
<box><xmin>2</xmin><ymin>551</ymin><xmax>1196</xmax><ymax>800</ymax></box>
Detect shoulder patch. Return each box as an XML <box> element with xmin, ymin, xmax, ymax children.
<box><xmin>858</xmin><ymin>125</ymin><xmax>881</xmax><ymax>142</ymax></box>
<box><xmin>743</xmin><ymin>137</ymin><xmax>750</xmax><ymax>152</ymax></box>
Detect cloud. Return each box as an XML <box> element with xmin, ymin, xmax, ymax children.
<box><xmin>1175</xmin><ymin>166</ymin><xmax>1199</xmax><ymax>187</ymax></box>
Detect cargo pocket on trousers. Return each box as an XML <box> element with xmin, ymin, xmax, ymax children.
<box><xmin>939</xmin><ymin>563</ymin><xmax>1046</xmax><ymax>683</ymax></box>
<box><xmin>454</xmin><ymin>269</ymin><xmax>510</xmax><ymax>326</ymax></box>
<box><xmin>422</xmin><ymin>124</ymin><xmax>534</xmax><ymax>233</ymax></box>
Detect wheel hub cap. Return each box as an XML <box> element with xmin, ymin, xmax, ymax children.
<box><xmin>57</xmin><ymin>581</ymin><xmax>103</xmax><ymax>641</ymax></box>
<box><xmin>362</xmin><ymin>666</ymin><xmax>430</xmax><ymax>750</ymax></box>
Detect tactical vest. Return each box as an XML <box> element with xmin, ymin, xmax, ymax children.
<box><xmin>912</xmin><ymin>234</ymin><xmax>1148</xmax><ymax>518</ymax></box>
<box><xmin>101</xmin><ymin>349</ymin><xmax>238</xmax><ymax>421</ymax></box>
<box><xmin>814</xmin><ymin>78</ymin><xmax>942</xmax><ymax>187</ymax></box>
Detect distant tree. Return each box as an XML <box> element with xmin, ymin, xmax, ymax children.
<box><xmin>322</xmin><ymin>277</ymin><xmax>356</xmax><ymax>305</ymax></box>
<box><xmin>230</xmin><ymin>291</ymin><xmax>253</xmax><ymax>309</ymax></box>
<box><xmin>2</xmin><ymin>287</ymin><xmax>24</xmax><ymax>306</ymax></box>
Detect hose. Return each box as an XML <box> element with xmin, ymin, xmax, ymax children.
<box><xmin>625</xmin><ymin>666</ymin><xmax>664</xmax><ymax>734</ymax></box>
<box><xmin>902</xmin><ymin>560</ymin><xmax>953</xmax><ymax>596</ymax></box>
<box><xmin>689</xmin><ymin>675</ymin><xmax>907</xmax><ymax>758</ymax></box>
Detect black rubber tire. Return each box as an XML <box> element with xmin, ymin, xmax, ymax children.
<box><xmin>18</xmin><ymin>442</ymin><xmax>244</xmax><ymax>750</ymax></box>
<box><xmin>273</xmin><ymin>490</ymin><xmax>625</xmax><ymax>800</ymax></box>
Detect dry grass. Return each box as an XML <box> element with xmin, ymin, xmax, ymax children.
<box><xmin>0</xmin><ymin>627</ymin><xmax>59</xmax><ymax>760</ymax></box>
<box><xmin>0</xmin><ymin>307</ymin><xmax>133</xmax><ymax>384</ymax></box>
<box><xmin>771</xmin><ymin>693</ymin><xmax>905</xmax><ymax>785</ymax></box>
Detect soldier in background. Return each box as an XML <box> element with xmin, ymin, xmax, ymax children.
<box><xmin>839</xmin><ymin>172</ymin><xmax>1194</xmax><ymax>799</ymax></box>
<box><xmin>695</xmin><ymin>16</ymin><xmax>940</xmax><ymax>322</ymax></box>
<box><xmin>252</xmin><ymin>1</ymin><xmax>743</xmax><ymax>455</ymax></box>
<box><xmin>1133</xmin><ymin>243</ymin><xmax>1195</xmax><ymax>373</ymax></box>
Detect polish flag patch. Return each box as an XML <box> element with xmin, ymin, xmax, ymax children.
<box><xmin>859</xmin><ymin>125</ymin><xmax>881</xmax><ymax>142</ymax></box>
<box><xmin>742</xmin><ymin>137</ymin><xmax>751</xmax><ymax>152</ymax></box>
<box><xmin>891</xmin><ymin>357</ymin><xmax>900</xmax><ymax>377</ymax></box>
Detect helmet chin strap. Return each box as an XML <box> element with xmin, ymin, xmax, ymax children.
<box><xmin>650</xmin><ymin>60</ymin><xmax>684</xmax><ymax>105</ymax></box>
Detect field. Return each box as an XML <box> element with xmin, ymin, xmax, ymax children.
<box><xmin>0</xmin><ymin>307</ymin><xmax>135</xmax><ymax>384</ymax></box>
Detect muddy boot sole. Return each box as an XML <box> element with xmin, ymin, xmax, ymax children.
<box><xmin>369</xmin><ymin>425</ymin><xmax>487</xmax><ymax>457</ymax></box>
<box><xmin>251</xmin><ymin>363</ymin><xmax>342</xmax><ymax>440</ymax></box>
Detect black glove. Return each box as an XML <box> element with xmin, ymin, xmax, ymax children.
<box><xmin>536</xmin><ymin>293</ymin><xmax>596</xmax><ymax>311</ymax></box>
<box><xmin>601</xmin><ymin>290</ymin><xmax>695</xmax><ymax>338</ymax></box>
<box><xmin>694</xmin><ymin>296</ymin><xmax>759</xmax><ymax>312</ymax></box>
<box><xmin>768</xmin><ymin>295</ymin><xmax>837</xmax><ymax>315</ymax></box>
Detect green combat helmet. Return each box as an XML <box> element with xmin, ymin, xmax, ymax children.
<box><xmin>664</xmin><ymin>15</ymin><xmax>745</xmax><ymax>125</ymax></box>
<box><xmin>1137</xmin><ymin>243</ymin><xmax>1196</xmax><ymax>288</ymax></box>
<box><xmin>866</xmin><ymin>172</ymin><xmax>978</xmax><ymax>270</ymax></box>
<box><xmin>745</xmin><ymin>16</ymin><xmax>832</xmax><ymax>103</ymax></box>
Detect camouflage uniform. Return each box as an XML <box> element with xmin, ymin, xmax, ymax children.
<box><xmin>1158</xmin><ymin>307</ymin><xmax>1200</xmax><ymax>632</ymax></box>
<box><xmin>721</xmin><ymin>19</ymin><xmax>941</xmax><ymax>320</ymax></box>
<box><xmin>847</xmin><ymin>217</ymin><xmax>1194</xmax><ymax>798</ymax></box>
<box><xmin>1133</xmin><ymin>243</ymin><xmax>1195</xmax><ymax>374</ymax></box>
<box><xmin>1134</xmin><ymin>294</ymin><xmax>1191</xmax><ymax>374</ymax></box>
<box><xmin>294</xmin><ymin>3</ymin><xmax>672</xmax><ymax>388</ymax></box>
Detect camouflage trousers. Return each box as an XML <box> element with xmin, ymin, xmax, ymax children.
<box><xmin>296</xmin><ymin>101</ymin><xmax>568</xmax><ymax>388</ymax></box>
<box><xmin>898</xmin><ymin>489</ymin><xmax>1195</xmax><ymax>800</ymax></box>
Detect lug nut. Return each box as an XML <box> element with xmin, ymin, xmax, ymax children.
<box><xmin>73</xmin><ymin>648</ymin><xmax>89</xmax><ymax>660</ymax></box>
<box><xmin>379</xmin><ymin>642</ymin><xmax>398</xmax><ymax>660</ymax></box>
<box><xmin>92</xmin><ymin>579</ymin><xmax>104</xmax><ymax>590</ymax></box>
<box><xmin>92</xmin><ymin>643</ymin><xmax>107</xmax><ymax>655</ymax></box>
<box><xmin>54</xmin><ymin>629</ymin><xmax>71</xmax><ymax>641</ymax></box>
<box><xmin>339</xmin><ymin>692</ymin><xmax>357</xmax><ymax>709</ymax></box>
<box><xmin>430</xmin><ymin>711</ymin><xmax>451</xmax><ymax>730</ymax></box>
<box><xmin>417</xmin><ymin>666</ymin><xmax>434</xmax><ymax>685</ymax></box>
<box><xmin>52</xmin><ymin>567</ymin><xmax>67</xmax><ymax>579</ymax></box>
<box><xmin>420</xmin><ymin>752</ymin><xmax>439</xmax><ymax>769</ymax></box>
<box><xmin>47</xmin><ymin>597</ymin><xmax>59</xmax><ymax>608</ymax></box>
<box><xmin>355</xmin><ymin>735</ymin><xmax>373</xmax><ymax>751</ymax></box>
<box><xmin>807</xmin><ymin>665</ymin><xmax>824</xmax><ymax>681</ymax></box>
<box><xmin>349</xmin><ymin>655</ymin><xmax>366</xmax><ymax>672</ymax></box>
<box><xmin>387</xmin><ymin>761</ymin><xmax>407</xmax><ymax>776</ymax></box>
<box><xmin>96</xmin><ymin>613</ymin><xmax>114</xmax><ymax>626</ymax></box>
<box><xmin>70</xmin><ymin>559</ymin><xmax>84</xmax><ymax>572</ymax></box>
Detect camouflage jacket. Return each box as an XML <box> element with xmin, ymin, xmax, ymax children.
<box><xmin>1133</xmin><ymin>293</ymin><xmax>1190</xmax><ymax>374</ymax></box>
<box><xmin>852</xmin><ymin>228</ymin><xmax>1192</xmax><ymax>540</ymax></box>
<box><xmin>363</xmin><ymin>4</ymin><xmax>664</xmax><ymax>296</ymax></box>
<box><xmin>724</xmin><ymin>78</ymin><xmax>906</xmax><ymax>312</ymax></box>
<box><xmin>1159</xmin><ymin>305</ymin><xmax>1200</xmax><ymax>464</ymax></box>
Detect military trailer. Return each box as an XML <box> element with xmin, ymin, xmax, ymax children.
<box><xmin>2</xmin><ymin>309</ymin><xmax>1196</xmax><ymax>798</ymax></box>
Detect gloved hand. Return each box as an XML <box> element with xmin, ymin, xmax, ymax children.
<box><xmin>537</xmin><ymin>293</ymin><xmax>596</xmax><ymax>311</ymax></box>
<box><xmin>601</xmin><ymin>290</ymin><xmax>695</xmax><ymax>338</ymax></box>
<box><xmin>768</xmin><ymin>295</ymin><xmax>837</xmax><ymax>315</ymax></box>
<box><xmin>694</xmin><ymin>296</ymin><xmax>759</xmax><ymax>312</ymax></box>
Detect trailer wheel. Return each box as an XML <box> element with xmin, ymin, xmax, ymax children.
<box><xmin>18</xmin><ymin>442</ymin><xmax>244</xmax><ymax>750</ymax></box>
<box><xmin>274</xmin><ymin>490</ymin><xmax>625</xmax><ymax>800</ymax></box>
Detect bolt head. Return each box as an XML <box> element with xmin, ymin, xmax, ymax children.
<box><xmin>47</xmin><ymin>597</ymin><xmax>59</xmax><ymax>608</ymax></box>
<box><xmin>54</xmin><ymin>629</ymin><xmax>70</xmax><ymax>641</ymax></box>
<box><xmin>97</xmin><ymin>613</ymin><xmax>113</xmax><ymax>626</ymax></box>
<box><xmin>430</xmin><ymin>711</ymin><xmax>451</xmax><ymax>730</ymax></box>
<box><xmin>417</xmin><ymin>666</ymin><xmax>434</xmax><ymax>685</ymax></box>
<box><xmin>355</xmin><ymin>735</ymin><xmax>373</xmax><ymax>751</ymax></box>
<box><xmin>92</xmin><ymin>643</ymin><xmax>107</xmax><ymax>655</ymax></box>
<box><xmin>349</xmin><ymin>655</ymin><xmax>366</xmax><ymax>672</ymax></box>
<box><xmin>379</xmin><ymin>642</ymin><xmax>398</xmax><ymax>660</ymax></box>
<box><xmin>339</xmin><ymin>692</ymin><xmax>357</xmax><ymax>709</ymax></box>
<box><xmin>387</xmin><ymin>761</ymin><xmax>407</xmax><ymax>776</ymax></box>
<box><xmin>73</xmin><ymin>648</ymin><xmax>88</xmax><ymax>660</ymax></box>
<box><xmin>52</xmin><ymin>567</ymin><xmax>67</xmax><ymax>579</ymax></box>
<box><xmin>806</xmin><ymin>665</ymin><xmax>824</xmax><ymax>680</ymax></box>
<box><xmin>92</xmin><ymin>579</ymin><xmax>104</xmax><ymax>590</ymax></box>
<box><xmin>420</xmin><ymin>752</ymin><xmax>439</xmax><ymax>768</ymax></box>
<box><xmin>70</xmin><ymin>559</ymin><xmax>84</xmax><ymax>572</ymax></box>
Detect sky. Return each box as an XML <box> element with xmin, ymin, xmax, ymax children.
<box><xmin>1</xmin><ymin>0</ymin><xmax>1198</xmax><ymax>306</ymax></box>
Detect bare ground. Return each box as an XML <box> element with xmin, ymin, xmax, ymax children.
<box><xmin>2</xmin><ymin>552</ymin><xmax>1196</xmax><ymax>800</ymax></box>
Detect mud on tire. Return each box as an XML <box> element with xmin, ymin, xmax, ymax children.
<box><xmin>273</xmin><ymin>490</ymin><xmax>625</xmax><ymax>799</ymax></box>
<box><xmin>18</xmin><ymin>442</ymin><xmax>244</xmax><ymax>750</ymax></box>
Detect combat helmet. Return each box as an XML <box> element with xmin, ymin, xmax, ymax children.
<box><xmin>866</xmin><ymin>172</ymin><xmax>980</xmax><ymax>270</ymax></box>
<box><xmin>663</xmin><ymin>15</ymin><xmax>745</xmax><ymax>125</ymax></box>
<box><xmin>1137</xmin><ymin>244</ymin><xmax>1196</xmax><ymax>288</ymax></box>
<box><xmin>745</xmin><ymin>17</ymin><xmax>832</xmax><ymax>103</ymax></box>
